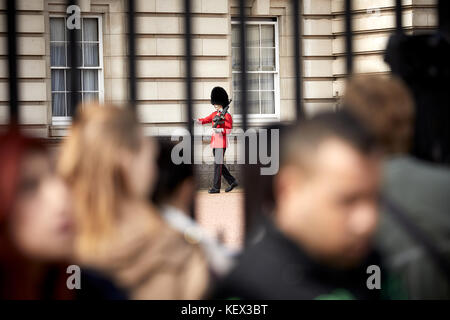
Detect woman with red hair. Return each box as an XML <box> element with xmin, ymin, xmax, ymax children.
<box><xmin>0</xmin><ymin>128</ymin><xmax>124</xmax><ymax>299</ymax></box>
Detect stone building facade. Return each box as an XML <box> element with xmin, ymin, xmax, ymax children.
<box><xmin>0</xmin><ymin>0</ymin><xmax>438</xmax><ymax>172</ymax></box>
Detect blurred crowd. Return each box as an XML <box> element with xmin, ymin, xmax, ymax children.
<box><xmin>0</xmin><ymin>74</ymin><xmax>449</xmax><ymax>300</ymax></box>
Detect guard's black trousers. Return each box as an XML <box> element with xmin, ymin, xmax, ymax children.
<box><xmin>213</xmin><ymin>148</ymin><xmax>236</xmax><ymax>189</ymax></box>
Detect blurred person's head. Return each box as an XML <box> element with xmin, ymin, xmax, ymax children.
<box><xmin>273</xmin><ymin>111</ymin><xmax>381</xmax><ymax>269</ymax></box>
<box><xmin>0</xmin><ymin>129</ymin><xmax>74</xmax><ymax>263</ymax></box>
<box><xmin>152</xmin><ymin>141</ymin><xmax>195</xmax><ymax>214</ymax></box>
<box><xmin>342</xmin><ymin>75</ymin><xmax>415</xmax><ymax>155</ymax></box>
<box><xmin>58</xmin><ymin>103</ymin><xmax>157</xmax><ymax>255</ymax></box>
<box><xmin>0</xmin><ymin>128</ymin><xmax>74</xmax><ymax>298</ymax></box>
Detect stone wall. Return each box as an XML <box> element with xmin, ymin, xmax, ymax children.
<box><xmin>0</xmin><ymin>0</ymin><xmax>47</xmax><ymax>137</ymax></box>
<box><xmin>0</xmin><ymin>0</ymin><xmax>438</xmax><ymax>144</ymax></box>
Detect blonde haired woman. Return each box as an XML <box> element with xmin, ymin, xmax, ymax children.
<box><xmin>58</xmin><ymin>103</ymin><xmax>209</xmax><ymax>299</ymax></box>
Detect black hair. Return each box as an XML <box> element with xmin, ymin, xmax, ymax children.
<box><xmin>281</xmin><ymin>109</ymin><xmax>376</xmax><ymax>167</ymax></box>
<box><xmin>151</xmin><ymin>140</ymin><xmax>194</xmax><ymax>206</ymax></box>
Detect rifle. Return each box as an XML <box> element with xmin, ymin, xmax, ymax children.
<box><xmin>212</xmin><ymin>99</ymin><xmax>232</xmax><ymax>128</ymax></box>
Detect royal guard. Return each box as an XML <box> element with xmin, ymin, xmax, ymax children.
<box><xmin>195</xmin><ymin>87</ymin><xmax>238</xmax><ymax>194</ymax></box>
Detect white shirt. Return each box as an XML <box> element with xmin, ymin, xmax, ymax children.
<box><xmin>161</xmin><ymin>205</ymin><xmax>236</xmax><ymax>276</ymax></box>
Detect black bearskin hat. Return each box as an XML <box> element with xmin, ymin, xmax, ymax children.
<box><xmin>210</xmin><ymin>87</ymin><xmax>229</xmax><ymax>107</ymax></box>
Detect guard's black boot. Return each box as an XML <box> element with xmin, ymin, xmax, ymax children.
<box><xmin>208</xmin><ymin>187</ymin><xmax>220</xmax><ymax>194</ymax></box>
<box><xmin>225</xmin><ymin>181</ymin><xmax>238</xmax><ymax>193</ymax></box>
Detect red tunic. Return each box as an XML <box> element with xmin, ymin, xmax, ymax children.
<box><xmin>198</xmin><ymin>111</ymin><xmax>232</xmax><ymax>149</ymax></box>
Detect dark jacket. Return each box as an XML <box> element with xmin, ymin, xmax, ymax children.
<box><xmin>375</xmin><ymin>155</ymin><xmax>450</xmax><ymax>299</ymax></box>
<box><xmin>214</xmin><ymin>217</ymin><xmax>395</xmax><ymax>300</ymax></box>
<box><xmin>76</xmin><ymin>268</ymin><xmax>128</xmax><ymax>300</ymax></box>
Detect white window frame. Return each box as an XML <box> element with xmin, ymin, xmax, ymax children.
<box><xmin>231</xmin><ymin>19</ymin><xmax>280</xmax><ymax>123</ymax></box>
<box><xmin>50</xmin><ymin>15</ymin><xmax>104</xmax><ymax>126</ymax></box>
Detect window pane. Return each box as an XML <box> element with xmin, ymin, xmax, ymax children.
<box><xmin>248</xmin><ymin>91</ymin><xmax>260</xmax><ymax>114</ymax></box>
<box><xmin>248</xmin><ymin>73</ymin><xmax>259</xmax><ymax>91</ymax></box>
<box><xmin>67</xmin><ymin>69</ymin><xmax>82</xmax><ymax>91</ymax></box>
<box><xmin>233</xmin><ymin>92</ymin><xmax>259</xmax><ymax>114</ymax></box>
<box><xmin>261</xmin><ymin>25</ymin><xmax>275</xmax><ymax>47</ymax></box>
<box><xmin>51</xmin><ymin>70</ymin><xmax>65</xmax><ymax>91</ymax></box>
<box><xmin>233</xmin><ymin>91</ymin><xmax>246</xmax><ymax>114</ymax></box>
<box><xmin>67</xmin><ymin>42</ymin><xmax>82</xmax><ymax>67</ymax></box>
<box><xmin>232</xmin><ymin>73</ymin><xmax>240</xmax><ymax>92</ymax></box>
<box><xmin>260</xmin><ymin>73</ymin><xmax>274</xmax><ymax>90</ymax></box>
<box><xmin>66</xmin><ymin>92</ymin><xmax>82</xmax><ymax>116</ymax></box>
<box><xmin>50</xmin><ymin>43</ymin><xmax>66</xmax><ymax>67</ymax></box>
<box><xmin>232</xmin><ymin>48</ymin><xmax>241</xmax><ymax>71</ymax></box>
<box><xmin>261</xmin><ymin>91</ymin><xmax>275</xmax><ymax>114</ymax></box>
<box><xmin>84</xmin><ymin>43</ymin><xmax>99</xmax><ymax>67</ymax></box>
<box><xmin>83</xmin><ymin>92</ymin><xmax>99</xmax><ymax>102</ymax></box>
<box><xmin>232</xmin><ymin>25</ymin><xmax>240</xmax><ymax>47</ymax></box>
<box><xmin>232</xmin><ymin>73</ymin><xmax>259</xmax><ymax>92</ymax></box>
<box><xmin>83</xmin><ymin>18</ymin><xmax>98</xmax><ymax>41</ymax></box>
<box><xmin>83</xmin><ymin>70</ymin><xmax>98</xmax><ymax>91</ymax></box>
<box><xmin>246</xmin><ymin>25</ymin><xmax>259</xmax><ymax>47</ymax></box>
<box><xmin>248</xmin><ymin>47</ymin><xmax>260</xmax><ymax>71</ymax></box>
<box><xmin>234</xmin><ymin>91</ymin><xmax>240</xmax><ymax>113</ymax></box>
<box><xmin>50</xmin><ymin>18</ymin><xmax>65</xmax><ymax>41</ymax></box>
<box><xmin>52</xmin><ymin>93</ymin><xmax>66</xmax><ymax>116</ymax></box>
<box><xmin>261</xmin><ymin>48</ymin><xmax>275</xmax><ymax>71</ymax></box>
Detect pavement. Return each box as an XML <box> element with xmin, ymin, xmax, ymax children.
<box><xmin>195</xmin><ymin>189</ymin><xmax>244</xmax><ymax>251</ymax></box>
